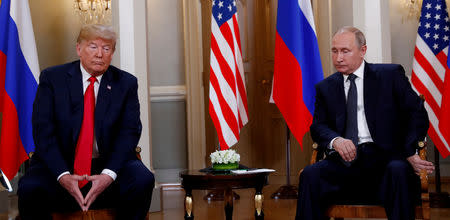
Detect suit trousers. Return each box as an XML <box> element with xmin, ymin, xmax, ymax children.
<box><xmin>295</xmin><ymin>144</ymin><xmax>420</xmax><ymax>220</ymax></box>
<box><xmin>17</xmin><ymin>159</ymin><xmax>155</xmax><ymax>220</ymax></box>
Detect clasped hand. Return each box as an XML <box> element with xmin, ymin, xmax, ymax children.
<box><xmin>333</xmin><ymin>137</ymin><xmax>435</xmax><ymax>176</ymax></box>
<box><xmin>332</xmin><ymin>137</ymin><xmax>357</xmax><ymax>162</ymax></box>
<box><xmin>58</xmin><ymin>174</ymin><xmax>113</xmax><ymax>211</ymax></box>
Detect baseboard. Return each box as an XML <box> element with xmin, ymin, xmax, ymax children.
<box><xmin>149</xmin><ymin>185</ymin><xmax>161</xmax><ymax>212</ymax></box>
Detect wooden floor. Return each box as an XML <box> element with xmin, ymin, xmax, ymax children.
<box><xmin>149</xmin><ymin>184</ymin><xmax>450</xmax><ymax>220</ymax></box>
<box><xmin>2</xmin><ymin>184</ymin><xmax>450</xmax><ymax>219</ymax></box>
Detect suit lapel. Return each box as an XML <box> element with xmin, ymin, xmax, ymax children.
<box><xmin>68</xmin><ymin>61</ymin><xmax>84</xmax><ymax>143</ymax></box>
<box><xmin>363</xmin><ymin>62</ymin><xmax>378</xmax><ymax>135</ymax></box>
<box><xmin>332</xmin><ymin>73</ymin><xmax>347</xmax><ymax>134</ymax></box>
<box><xmin>95</xmin><ymin>68</ymin><xmax>113</xmax><ymax>144</ymax></box>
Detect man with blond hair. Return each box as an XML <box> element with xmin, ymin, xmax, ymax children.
<box><xmin>296</xmin><ymin>26</ymin><xmax>434</xmax><ymax>220</ymax></box>
<box><xmin>18</xmin><ymin>24</ymin><xmax>154</xmax><ymax>220</ymax></box>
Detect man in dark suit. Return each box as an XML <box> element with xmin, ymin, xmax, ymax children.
<box><xmin>18</xmin><ymin>24</ymin><xmax>154</xmax><ymax>220</ymax></box>
<box><xmin>295</xmin><ymin>26</ymin><xmax>435</xmax><ymax>220</ymax></box>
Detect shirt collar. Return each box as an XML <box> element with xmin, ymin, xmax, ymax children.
<box><xmin>343</xmin><ymin>61</ymin><xmax>365</xmax><ymax>81</ymax></box>
<box><xmin>80</xmin><ymin>63</ymin><xmax>103</xmax><ymax>83</ymax></box>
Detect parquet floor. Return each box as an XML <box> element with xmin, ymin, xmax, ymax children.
<box><xmin>2</xmin><ymin>184</ymin><xmax>450</xmax><ymax>219</ymax></box>
<box><xmin>149</xmin><ymin>184</ymin><xmax>450</xmax><ymax>220</ymax></box>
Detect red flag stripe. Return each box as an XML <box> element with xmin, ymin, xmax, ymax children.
<box><xmin>232</xmin><ymin>16</ymin><xmax>243</xmax><ymax>55</ymax></box>
<box><xmin>210</xmin><ymin>67</ymin><xmax>240</xmax><ymax>140</ymax></box>
<box><xmin>413</xmin><ymin>57</ymin><xmax>443</xmax><ymax>104</ymax></box>
<box><xmin>415</xmin><ymin>36</ymin><xmax>447</xmax><ymax>81</ymax></box>
<box><xmin>210</xmin><ymin>51</ymin><xmax>238</xmax><ymax>114</ymax></box>
<box><xmin>436</xmin><ymin>50</ymin><xmax>449</xmax><ymax>70</ymax></box>
<box><xmin>231</xmin><ymin>27</ymin><xmax>248</xmax><ymax>120</ymax></box>
<box><xmin>428</xmin><ymin>123</ymin><xmax>450</xmax><ymax>158</ymax></box>
<box><xmin>412</xmin><ymin>71</ymin><xmax>441</xmax><ymax>117</ymax></box>
<box><xmin>209</xmin><ymin>84</ymin><xmax>238</xmax><ymax>148</ymax></box>
<box><xmin>209</xmin><ymin>100</ymin><xmax>233</xmax><ymax>150</ymax></box>
<box><xmin>219</xmin><ymin>20</ymin><xmax>236</xmax><ymax>55</ymax></box>
<box><xmin>414</xmin><ymin>48</ymin><xmax>444</xmax><ymax>93</ymax></box>
<box><xmin>211</xmin><ymin>35</ymin><xmax>237</xmax><ymax>96</ymax></box>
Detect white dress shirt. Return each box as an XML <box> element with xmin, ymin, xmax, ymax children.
<box><xmin>57</xmin><ymin>64</ymin><xmax>117</xmax><ymax>181</ymax></box>
<box><xmin>329</xmin><ymin>62</ymin><xmax>373</xmax><ymax>148</ymax></box>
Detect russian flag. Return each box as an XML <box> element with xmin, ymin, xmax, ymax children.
<box><xmin>273</xmin><ymin>0</ymin><xmax>323</xmax><ymax>149</ymax></box>
<box><xmin>0</xmin><ymin>0</ymin><xmax>39</xmax><ymax>180</ymax></box>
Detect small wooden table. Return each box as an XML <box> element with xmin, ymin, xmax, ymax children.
<box><xmin>180</xmin><ymin>170</ymin><xmax>270</xmax><ymax>220</ymax></box>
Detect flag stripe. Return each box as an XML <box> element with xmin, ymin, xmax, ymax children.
<box><xmin>272</xmin><ymin>0</ymin><xmax>323</xmax><ymax>148</ymax></box>
<box><xmin>209</xmin><ymin>85</ymin><xmax>238</xmax><ymax>147</ymax></box>
<box><xmin>0</xmin><ymin>50</ymin><xmax>28</xmax><ymax>179</ymax></box>
<box><xmin>412</xmin><ymin>57</ymin><xmax>443</xmax><ymax>105</ymax></box>
<box><xmin>210</xmin><ymin>67</ymin><xmax>239</xmax><ymax>139</ymax></box>
<box><xmin>210</xmin><ymin>51</ymin><xmax>238</xmax><ymax>115</ymax></box>
<box><xmin>275</xmin><ymin>0</ymin><xmax>322</xmax><ymax>113</ymax></box>
<box><xmin>211</xmin><ymin>33</ymin><xmax>237</xmax><ymax>96</ymax></box>
<box><xmin>0</xmin><ymin>0</ymin><xmax>38</xmax><ymax>179</ymax></box>
<box><xmin>10</xmin><ymin>0</ymin><xmax>40</xmax><ymax>82</ymax></box>
<box><xmin>209</xmin><ymin>0</ymin><xmax>248</xmax><ymax>149</ymax></box>
<box><xmin>412</xmin><ymin>0</ymin><xmax>450</xmax><ymax>158</ymax></box>
<box><xmin>415</xmin><ymin>36</ymin><xmax>446</xmax><ymax>81</ymax></box>
<box><xmin>412</xmin><ymin>71</ymin><xmax>441</xmax><ymax>118</ymax></box>
<box><xmin>414</xmin><ymin>48</ymin><xmax>444</xmax><ymax>93</ymax></box>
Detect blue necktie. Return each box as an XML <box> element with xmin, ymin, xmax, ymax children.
<box><xmin>344</xmin><ymin>74</ymin><xmax>358</xmax><ymax>146</ymax></box>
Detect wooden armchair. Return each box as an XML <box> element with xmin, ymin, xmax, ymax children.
<box><xmin>305</xmin><ymin>142</ymin><xmax>430</xmax><ymax>220</ymax></box>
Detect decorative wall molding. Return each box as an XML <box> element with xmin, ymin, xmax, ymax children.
<box><xmin>150</xmin><ymin>85</ymin><xmax>187</xmax><ymax>102</ymax></box>
<box><xmin>183</xmin><ymin>0</ymin><xmax>207</xmax><ymax>170</ymax></box>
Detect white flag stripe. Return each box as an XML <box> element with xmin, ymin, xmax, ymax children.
<box><xmin>210</xmin><ymin>51</ymin><xmax>239</xmax><ymax>116</ymax></box>
<box><xmin>212</xmin><ymin>17</ymin><xmax>237</xmax><ymax>74</ymax></box>
<box><xmin>229</xmin><ymin>17</ymin><xmax>248</xmax><ymax>125</ymax></box>
<box><xmin>210</xmin><ymin>83</ymin><xmax>238</xmax><ymax>146</ymax></box>
<box><xmin>297</xmin><ymin>0</ymin><xmax>316</xmax><ymax>34</ymax></box>
<box><xmin>238</xmin><ymin>97</ymin><xmax>248</xmax><ymax>123</ymax></box>
<box><xmin>10</xmin><ymin>0</ymin><xmax>40</xmax><ymax>82</ymax></box>
<box><xmin>416</xmin><ymin>36</ymin><xmax>446</xmax><ymax>81</ymax></box>
<box><xmin>413</xmin><ymin>58</ymin><xmax>443</xmax><ymax>105</ymax></box>
<box><xmin>425</xmin><ymin>102</ymin><xmax>450</xmax><ymax>151</ymax></box>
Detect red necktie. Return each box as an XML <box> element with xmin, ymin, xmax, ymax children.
<box><xmin>74</xmin><ymin>76</ymin><xmax>96</xmax><ymax>188</ymax></box>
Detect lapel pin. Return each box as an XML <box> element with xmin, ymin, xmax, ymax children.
<box><xmin>107</xmin><ymin>85</ymin><xmax>111</xmax><ymax>90</ymax></box>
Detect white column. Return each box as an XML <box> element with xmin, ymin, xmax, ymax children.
<box><xmin>112</xmin><ymin>0</ymin><xmax>160</xmax><ymax>212</ymax></box>
<box><xmin>353</xmin><ymin>0</ymin><xmax>391</xmax><ymax>63</ymax></box>
<box><xmin>112</xmin><ymin>0</ymin><xmax>151</xmax><ymax>169</ymax></box>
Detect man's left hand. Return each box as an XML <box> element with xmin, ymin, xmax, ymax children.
<box><xmin>83</xmin><ymin>174</ymin><xmax>114</xmax><ymax>211</ymax></box>
<box><xmin>407</xmin><ymin>154</ymin><xmax>434</xmax><ymax>176</ymax></box>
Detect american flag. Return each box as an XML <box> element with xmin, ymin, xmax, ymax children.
<box><xmin>209</xmin><ymin>0</ymin><xmax>248</xmax><ymax>150</ymax></box>
<box><xmin>412</xmin><ymin>0</ymin><xmax>450</xmax><ymax>158</ymax></box>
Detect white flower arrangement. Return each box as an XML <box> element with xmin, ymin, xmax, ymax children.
<box><xmin>210</xmin><ymin>149</ymin><xmax>240</xmax><ymax>164</ymax></box>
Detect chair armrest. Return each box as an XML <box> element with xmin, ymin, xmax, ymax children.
<box><xmin>136</xmin><ymin>146</ymin><xmax>142</xmax><ymax>161</ymax></box>
<box><xmin>310</xmin><ymin>143</ymin><xmax>319</xmax><ymax>165</ymax></box>
<box><xmin>417</xmin><ymin>141</ymin><xmax>429</xmax><ymax>193</ymax></box>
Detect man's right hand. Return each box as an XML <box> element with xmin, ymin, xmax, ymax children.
<box><xmin>332</xmin><ymin>137</ymin><xmax>357</xmax><ymax>162</ymax></box>
<box><xmin>59</xmin><ymin>174</ymin><xmax>86</xmax><ymax>210</ymax></box>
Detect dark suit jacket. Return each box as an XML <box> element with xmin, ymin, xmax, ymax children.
<box><xmin>31</xmin><ymin>60</ymin><xmax>142</xmax><ymax>178</ymax></box>
<box><xmin>310</xmin><ymin>62</ymin><xmax>429</xmax><ymax>159</ymax></box>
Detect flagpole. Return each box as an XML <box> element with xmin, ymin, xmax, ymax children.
<box><xmin>430</xmin><ymin>145</ymin><xmax>450</xmax><ymax>207</ymax></box>
<box><xmin>271</xmin><ymin>124</ymin><xmax>298</xmax><ymax>199</ymax></box>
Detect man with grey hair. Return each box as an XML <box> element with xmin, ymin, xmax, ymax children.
<box><xmin>296</xmin><ymin>26</ymin><xmax>434</xmax><ymax>219</ymax></box>
<box><xmin>18</xmin><ymin>24</ymin><xmax>154</xmax><ymax>220</ymax></box>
